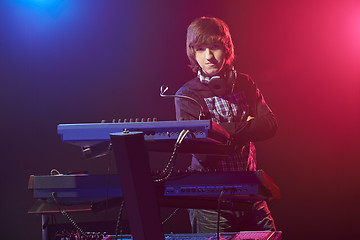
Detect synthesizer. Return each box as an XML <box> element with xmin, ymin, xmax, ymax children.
<box><xmin>107</xmin><ymin>231</ymin><xmax>282</xmax><ymax>240</ymax></box>
<box><xmin>28</xmin><ymin>170</ymin><xmax>280</xmax><ymax>206</ymax></box>
<box><xmin>57</xmin><ymin>120</ymin><xmax>230</xmax><ymax>147</ymax></box>
<box><xmin>50</xmin><ymin>232</ymin><xmax>282</xmax><ymax>240</ymax></box>
<box><xmin>163</xmin><ymin>170</ymin><xmax>280</xmax><ymax>200</ymax></box>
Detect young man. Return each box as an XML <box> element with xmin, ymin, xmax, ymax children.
<box><xmin>175</xmin><ymin>17</ymin><xmax>278</xmax><ymax>233</ymax></box>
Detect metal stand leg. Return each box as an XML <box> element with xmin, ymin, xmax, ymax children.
<box><xmin>41</xmin><ymin>214</ymin><xmax>48</xmax><ymax>240</ymax></box>
<box><xmin>110</xmin><ymin>132</ymin><xmax>164</xmax><ymax>240</ymax></box>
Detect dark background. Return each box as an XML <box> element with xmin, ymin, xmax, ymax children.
<box><xmin>1</xmin><ymin>0</ymin><xmax>359</xmax><ymax>239</ymax></box>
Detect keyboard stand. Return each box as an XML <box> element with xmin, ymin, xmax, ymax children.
<box><xmin>110</xmin><ymin>131</ymin><xmax>164</xmax><ymax>240</ymax></box>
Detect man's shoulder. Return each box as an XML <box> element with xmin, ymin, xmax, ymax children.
<box><xmin>234</xmin><ymin>72</ymin><xmax>256</xmax><ymax>91</ymax></box>
<box><xmin>176</xmin><ymin>77</ymin><xmax>202</xmax><ymax>94</ymax></box>
<box><xmin>236</xmin><ymin>72</ymin><xmax>252</xmax><ymax>84</ymax></box>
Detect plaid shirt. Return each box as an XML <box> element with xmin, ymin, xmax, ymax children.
<box><xmin>190</xmin><ymin>72</ymin><xmax>256</xmax><ymax>172</ymax></box>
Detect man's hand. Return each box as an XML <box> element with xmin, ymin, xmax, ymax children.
<box><xmin>246</xmin><ymin>116</ymin><xmax>255</xmax><ymax>121</ymax></box>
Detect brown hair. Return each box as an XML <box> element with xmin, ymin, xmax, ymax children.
<box><xmin>186</xmin><ymin>17</ymin><xmax>235</xmax><ymax>72</ymax></box>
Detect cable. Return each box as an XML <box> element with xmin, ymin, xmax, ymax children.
<box><xmin>115</xmin><ymin>200</ymin><xmax>125</xmax><ymax>240</ymax></box>
<box><xmin>160</xmin><ymin>85</ymin><xmax>206</xmax><ymax>120</ymax></box>
<box><xmin>216</xmin><ymin>187</ymin><xmax>238</xmax><ymax>240</ymax></box>
<box><xmin>217</xmin><ymin>190</ymin><xmax>226</xmax><ymax>240</ymax></box>
<box><xmin>153</xmin><ymin>129</ymin><xmax>191</xmax><ymax>182</ymax></box>
<box><xmin>50</xmin><ymin>168</ymin><xmax>61</xmax><ymax>175</ymax></box>
<box><xmin>51</xmin><ymin>192</ymin><xmax>88</xmax><ymax>239</ymax></box>
<box><xmin>153</xmin><ymin>129</ymin><xmax>190</xmax><ymax>181</ymax></box>
<box><xmin>101</xmin><ymin>150</ymin><xmax>113</xmax><ymax>239</ymax></box>
<box><xmin>161</xmin><ymin>208</ymin><xmax>180</xmax><ymax>225</ymax></box>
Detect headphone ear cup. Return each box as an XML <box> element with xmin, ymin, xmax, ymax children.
<box><xmin>208</xmin><ymin>67</ymin><xmax>237</xmax><ymax>96</ymax></box>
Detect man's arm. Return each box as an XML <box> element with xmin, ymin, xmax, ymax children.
<box><xmin>220</xmin><ymin>81</ymin><xmax>278</xmax><ymax>145</ymax></box>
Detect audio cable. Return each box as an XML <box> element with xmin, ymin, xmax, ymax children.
<box><xmin>51</xmin><ymin>192</ymin><xmax>88</xmax><ymax>239</ymax></box>
<box><xmin>153</xmin><ymin>129</ymin><xmax>190</xmax><ymax>182</ymax></box>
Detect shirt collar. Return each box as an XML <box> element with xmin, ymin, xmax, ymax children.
<box><xmin>197</xmin><ymin>70</ymin><xmax>221</xmax><ymax>85</ymax></box>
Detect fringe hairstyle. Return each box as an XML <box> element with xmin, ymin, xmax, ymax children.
<box><xmin>186</xmin><ymin>17</ymin><xmax>235</xmax><ymax>72</ymax></box>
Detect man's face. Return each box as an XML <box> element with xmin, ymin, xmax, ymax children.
<box><xmin>195</xmin><ymin>43</ymin><xmax>226</xmax><ymax>77</ymax></box>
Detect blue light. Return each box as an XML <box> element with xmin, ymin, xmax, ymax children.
<box><xmin>31</xmin><ymin>0</ymin><xmax>56</xmax><ymax>4</ymax></box>
<box><xmin>14</xmin><ymin>0</ymin><xmax>64</xmax><ymax>11</ymax></box>
<box><xmin>12</xmin><ymin>0</ymin><xmax>68</xmax><ymax>18</ymax></box>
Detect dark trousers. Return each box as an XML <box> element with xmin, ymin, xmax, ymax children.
<box><xmin>189</xmin><ymin>201</ymin><xmax>276</xmax><ymax>233</ymax></box>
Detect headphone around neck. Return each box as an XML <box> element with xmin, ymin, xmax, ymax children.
<box><xmin>207</xmin><ymin>66</ymin><xmax>237</xmax><ymax>96</ymax></box>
